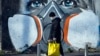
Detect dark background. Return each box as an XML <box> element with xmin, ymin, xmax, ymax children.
<box><xmin>2</xmin><ymin>0</ymin><xmax>20</xmax><ymax>50</ymax></box>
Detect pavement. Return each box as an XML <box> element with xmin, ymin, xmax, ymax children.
<box><xmin>1</xmin><ymin>52</ymin><xmax>100</xmax><ymax>56</ymax></box>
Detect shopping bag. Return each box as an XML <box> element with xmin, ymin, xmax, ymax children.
<box><xmin>48</xmin><ymin>41</ymin><xmax>60</xmax><ymax>56</ymax></box>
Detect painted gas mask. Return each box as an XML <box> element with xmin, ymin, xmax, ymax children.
<box><xmin>8</xmin><ymin>0</ymin><xmax>99</xmax><ymax>52</ymax></box>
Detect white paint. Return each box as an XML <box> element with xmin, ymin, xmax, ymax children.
<box><xmin>67</xmin><ymin>9</ymin><xmax>99</xmax><ymax>49</ymax></box>
<box><xmin>8</xmin><ymin>14</ymin><xmax>38</xmax><ymax>52</ymax></box>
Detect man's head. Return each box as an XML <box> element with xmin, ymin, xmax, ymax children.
<box><xmin>49</xmin><ymin>12</ymin><xmax>56</xmax><ymax>17</ymax></box>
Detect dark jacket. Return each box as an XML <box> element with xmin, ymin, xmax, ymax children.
<box><xmin>49</xmin><ymin>17</ymin><xmax>61</xmax><ymax>43</ymax></box>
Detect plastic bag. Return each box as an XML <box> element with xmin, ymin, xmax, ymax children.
<box><xmin>48</xmin><ymin>41</ymin><xmax>60</xmax><ymax>56</ymax></box>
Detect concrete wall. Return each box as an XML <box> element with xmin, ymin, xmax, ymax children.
<box><xmin>1</xmin><ymin>0</ymin><xmax>100</xmax><ymax>51</ymax></box>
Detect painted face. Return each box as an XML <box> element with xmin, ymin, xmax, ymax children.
<box><xmin>20</xmin><ymin>0</ymin><xmax>78</xmax><ymax>14</ymax></box>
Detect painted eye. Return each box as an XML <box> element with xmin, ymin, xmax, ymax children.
<box><xmin>31</xmin><ymin>1</ymin><xmax>42</xmax><ymax>7</ymax></box>
<box><xmin>27</xmin><ymin>1</ymin><xmax>42</xmax><ymax>8</ymax></box>
<box><xmin>65</xmin><ymin>0</ymin><xmax>74</xmax><ymax>7</ymax></box>
<box><xmin>27</xmin><ymin>1</ymin><xmax>43</xmax><ymax>11</ymax></box>
<box><xmin>60</xmin><ymin>0</ymin><xmax>77</xmax><ymax>7</ymax></box>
